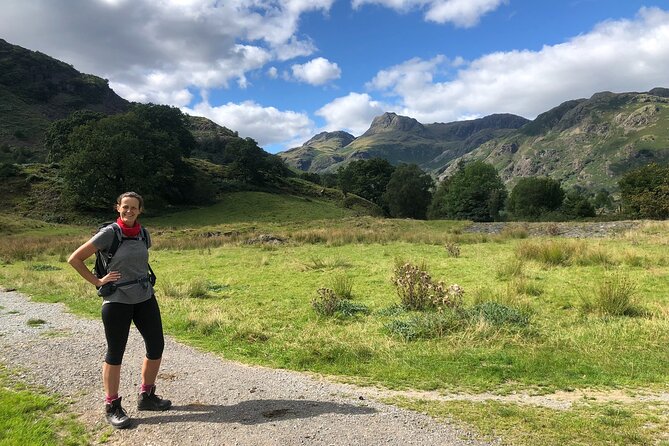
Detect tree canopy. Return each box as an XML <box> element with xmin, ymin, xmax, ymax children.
<box><xmin>428</xmin><ymin>161</ymin><xmax>506</xmax><ymax>222</ymax></box>
<box><xmin>507</xmin><ymin>177</ymin><xmax>565</xmax><ymax>220</ymax></box>
<box><xmin>337</xmin><ymin>158</ymin><xmax>395</xmax><ymax>212</ymax></box>
<box><xmin>561</xmin><ymin>189</ymin><xmax>596</xmax><ymax>219</ymax></box>
<box><xmin>382</xmin><ymin>163</ymin><xmax>433</xmax><ymax>219</ymax></box>
<box><xmin>58</xmin><ymin>105</ymin><xmax>199</xmax><ymax>210</ymax></box>
<box><xmin>618</xmin><ymin>163</ymin><xmax>669</xmax><ymax>219</ymax></box>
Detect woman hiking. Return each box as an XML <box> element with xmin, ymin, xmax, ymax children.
<box><xmin>68</xmin><ymin>191</ymin><xmax>171</xmax><ymax>429</ymax></box>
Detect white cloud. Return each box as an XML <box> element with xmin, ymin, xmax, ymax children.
<box><xmin>267</xmin><ymin>66</ymin><xmax>279</xmax><ymax>79</ymax></box>
<box><xmin>291</xmin><ymin>57</ymin><xmax>342</xmax><ymax>85</ymax></box>
<box><xmin>0</xmin><ymin>0</ymin><xmax>333</xmax><ymax>106</ymax></box>
<box><xmin>184</xmin><ymin>100</ymin><xmax>315</xmax><ymax>148</ymax></box>
<box><xmin>316</xmin><ymin>93</ymin><xmax>387</xmax><ymax>135</ymax></box>
<box><xmin>351</xmin><ymin>0</ymin><xmax>505</xmax><ymax>27</ymax></box>
<box><xmin>367</xmin><ymin>7</ymin><xmax>669</xmax><ymax>123</ymax></box>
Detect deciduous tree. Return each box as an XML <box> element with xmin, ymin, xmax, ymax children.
<box><xmin>382</xmin><ymin>163</ymin><xmax>433</xmax><ymax>219</ymax></box>
<box><xmin>428</xmin><ymin>161</ymin><xmax>507</xmax><ymax>221</ymax></box>
<box><xmin>507</xmin><ymin>177</ymin><xmax>565</xmax><ymax>220</ymax></box>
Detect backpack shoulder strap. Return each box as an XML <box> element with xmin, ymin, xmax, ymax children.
<box><xmin>107</xmin><ymin>222</ymin><xmax>123</xmax><ymax>257</ymax></box>
<box><xmin>140</xmin><ymin>227</ymin><xmax>150</xmax><ymax>249</ymax></box>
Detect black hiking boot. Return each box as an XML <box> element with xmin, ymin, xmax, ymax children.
<box><xmin>137</xmin><ymin>387</ymin><xmax>172</xmax><ymax>411</ymax></box>
<box><xmin>105</xmin><ymin>397</ymin><xmax>131</xmax><ymax>429</ymax></box>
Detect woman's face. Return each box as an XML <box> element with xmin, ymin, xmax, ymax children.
<box><xmin>116</xmin><ymin>197</ymin><xmax>142</xmax><ymax>226</ymax></box>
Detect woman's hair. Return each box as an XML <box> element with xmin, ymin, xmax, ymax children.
<box><xmin>115</xmin><ymin>191</ymin><xmax>144</xmax><ymax>211</ymax></box>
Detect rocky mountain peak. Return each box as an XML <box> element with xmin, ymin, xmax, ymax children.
<box><xmin>362</xmin><ymin>112</ymin><xmax>426</xmax><ymax>136</ymax></box>
<box><xmin>304</xmin><ymin>131</ymin><xmax>355</xmax><ymax>147</ymax></box>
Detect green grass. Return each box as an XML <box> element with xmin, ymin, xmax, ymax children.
<box><xmin>0</xmin><ymin>364</ymin><xmax>89</xmax><ymax>446</ymax></box>
<box><xmin>143</xmin><ymin>191</ymin><xmax>359</xmax><ymax>227</ymax></box>
<box><xmin>385</xmin><ymin>397</ymin><xmax>669</xmax><ymax>446</ymax></box>
<box><xmin>2</xmin><ymin>230</ymin><xmax>668</xmax><ymax>393</ymax></box>
<box><xmin>2</xmin><ymin>205</ymin><xmax>669</xmax><ymax>443</ymax></box>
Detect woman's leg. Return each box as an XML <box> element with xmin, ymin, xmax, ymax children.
<box><xmin>101</xmin><ymin>303</ymin><xmax>133</xmax><ymax>397</ymax></box>
<box><xmin>102</xmin><ymin>363</ymin><xmax>122</xmax><ymax>397</ymax></box>
<box><xmin>133</xmin><ymin>296</ymin><xmax>165</xmax><ymax>381</ymax></box>
<box><xmin>133</xmin><ymin>296</ymin><xmax>171</xmax><ymax>410</ymax></box>
<box><xmin>141</xmin><ymin>357</ymin><xmax>162</xmax><ymax>387</ymax></box>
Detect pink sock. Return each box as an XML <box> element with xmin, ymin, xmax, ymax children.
<box><xmin>105</xmin><ymin>394</ymin><xmax>119</xmax><ymax>404</ymax></box>
<box><xmin>140</xmin><ymin>383</ymin><xmax>155</xmax><ymax>394</ymax></box>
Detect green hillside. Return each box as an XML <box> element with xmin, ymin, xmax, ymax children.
<box><xmin>0</xmin><ymin>39</ymin><xmax>130</xmax><ymax>162</ymax></box>
<box><xmin>442</xmin><ymin>90</ymin><xmax>669</xmax><ymax>190</ymax></box>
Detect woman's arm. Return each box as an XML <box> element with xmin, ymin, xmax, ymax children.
<box><xmin>67</xmin><ymin>241</ymin><xmax>121</xmax><ymax>287</ymax></box>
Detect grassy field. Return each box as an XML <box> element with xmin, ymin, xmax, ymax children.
<box><xmin>1</xmin><ymin>192</ymin><xmax>668</xmax><ymax>445</ymax></box>
<box><xmin>0</xmin><ymin>364</ymin><xmax>89</xmax><ymax>446</ymax></box>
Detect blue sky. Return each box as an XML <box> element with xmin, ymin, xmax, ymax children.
<box><xmin>2</xmin><ymin>1</ymin><xmax>669</xmax><ymax>152</ymax></box>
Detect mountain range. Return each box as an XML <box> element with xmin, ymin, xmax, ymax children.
<box><xmin>2</xmin><ymin>37</ymin><xmax>668</xmax><ymax>193</ymax></box>
<box><xmin>280</xmin><ymin>90</ymin><xmax>669</xmax><ymax>191</ymax></box>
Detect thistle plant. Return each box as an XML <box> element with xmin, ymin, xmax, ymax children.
<box><xmin>392</xmin><ymin>262</ymin><xmax>462</xmax><ymax>310</ymax></box>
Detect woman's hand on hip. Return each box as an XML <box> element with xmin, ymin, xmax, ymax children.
<box><xmin>98</xmin><ymin>271</ymin><xmax>121</xmax><ymax>287</ymax></box>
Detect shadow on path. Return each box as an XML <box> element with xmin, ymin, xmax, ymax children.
<box><xmin>134</xmin><ymin>399</ymin><xmax>377</xmax><ymax>426</ymax></box>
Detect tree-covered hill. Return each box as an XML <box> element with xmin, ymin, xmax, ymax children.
<box><xmin>0</xmin><ymin>38</ymin><xmax>130</xmax><ymax>162</ymax></box>
<box><xmin>0</xmin><ymin>39</ymin><xmax>381</xmax><ymax>222</ymax></box>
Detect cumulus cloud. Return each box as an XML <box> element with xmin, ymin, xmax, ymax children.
<box><xmin>366</xmin><ymin>7</ymin><xmax>669</xmax><ymax>123</ymax></box>
<box><xmin>291</xmin><ymin>57</ymin><xmax>342</xmax><ymax>85</ymax></box>
<box><xmin>0</xmin><ymin>0</ymin><xmax>333</xmax><ymax>105</ymax></box>
<box><xmin>351</xmin><ymin>0</ymin><xmax>506</xmax><ymax>27</ymax></box>
<box><xmin>184</xmin><ymin>100</ymin><xmax>315</xmax><ymax>148</ymax></box>
<box><xmin>316</xmin><ymin>93</ymin><xmax>387</xmax><ymax>135</ymax></box>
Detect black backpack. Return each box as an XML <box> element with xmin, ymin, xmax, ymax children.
<box><xmin>93</xmin><ymin>222</ymin><xmax>156</xmax><ymax>293</ymax></box>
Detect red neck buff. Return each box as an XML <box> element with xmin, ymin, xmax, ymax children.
<box><xmin>116</xmin><ymin>217</ymin><xmax>141</xmax><ymax>237</ymax></box>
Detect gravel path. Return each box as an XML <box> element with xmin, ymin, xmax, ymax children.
<box><xmin>0</xmin><ymin>291</ymin><xmax>495</xmax><ymax>446</ymax></box>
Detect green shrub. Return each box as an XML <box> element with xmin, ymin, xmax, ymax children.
<box><xmin>467</xmin><ymin>302</ymin><xmax>530</xmax><ymax>327</ymax></box>
<box><xmin>386</xmin><ymin>310</ymin><xmax>465</xmax><ymax>341</ymax></box>
<box><xmin>0</xmin><ymin>163</ymin><xmax>20</xmax><ymax>178</ymax></box>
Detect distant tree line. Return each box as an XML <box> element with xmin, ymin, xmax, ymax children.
<box><xmin>303</xmin><ymin>157</ymin><xmax>667</xmax><ymax>222</ymax></box>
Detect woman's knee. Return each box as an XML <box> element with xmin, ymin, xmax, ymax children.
<box><xmin>145</xmin><ymin>335</ymin><xmax>164</xmax><ymax>360</ymax></box>
<box><xmin>104</xmin><ymin>351</ymin><xmax>125</xmax><ymax>365</ymax></box>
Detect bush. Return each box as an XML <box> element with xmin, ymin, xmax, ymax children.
<box><xmin>0</xmin><ymin>163</ymin><xmax>20</xmax><ymax>178</ymax></box>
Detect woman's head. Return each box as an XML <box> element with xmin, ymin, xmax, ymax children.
<box><xmin>115</xmin><ymin>192</ymin><xmax>144</xmax><ymax>212</ymax></box>
<box><xmin>115</xmin><ymin>192</ymin><xmax>144</xmax><ymax>226</ymax></box>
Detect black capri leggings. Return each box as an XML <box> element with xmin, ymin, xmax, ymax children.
<box><xmin>101</xmin><ymin>296</ymin><xmax>164</xmax><ymax>365</ymax></box>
